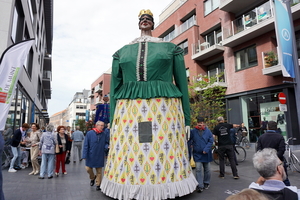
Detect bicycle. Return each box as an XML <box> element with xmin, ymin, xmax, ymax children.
<box><xmin>285</xmin><ymin>137</ymin><xmax>300</xmax><ymax>173</ymax></box>
<box><xmin>236</xmin><ymin>131</ymin><xmax>250</xmax><ymax>149</ymax></box>
<box><xmin>212</xmin><ymin>144</ymin><xmax>246</xmax><ymax>165</ymax></box>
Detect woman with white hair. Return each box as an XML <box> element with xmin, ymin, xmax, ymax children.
<box><xmin>38</xmin><ymin>124</ymin><xmax>56</xmax><ymax>179</ymax></box>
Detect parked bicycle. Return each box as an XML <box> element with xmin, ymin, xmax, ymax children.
<box><xmin>212</xmin><ymin>144</ymin><xmax>246</xmax><ymax>165</ymax></box>
<box><xmin>236</xmin><ymin>131</ymin><xmax>250</xmax><ymax>149</ymax></box>
<box><xmin>285</xmin><ymin>137</ymin><xmax>300</xmax><ymax>173</ymax></box>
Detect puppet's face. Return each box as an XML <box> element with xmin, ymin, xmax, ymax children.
<box><xmin>103</xmin><ymin>96</ymin><xmax>109</xmax><ymax>102</ymax></box>
<box><xmin>139</xmin><ymin>15</ymin><xmax>154</xmax><ymax>31</ymax></box>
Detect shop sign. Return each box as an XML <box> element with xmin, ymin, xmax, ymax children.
<box><xmin>278</xmin><ymin>92</ymin><xmax>287</xmax><ymax>104</ymax></box>
<box><xmin>279</xmin><ymin>104</ymin><xmax>287</xmax><ymax>112</ymax></box>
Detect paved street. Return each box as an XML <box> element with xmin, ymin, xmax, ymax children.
<box><xmin>2</xmin><ymin>145</ymin><xmax>300</xmax><ymax>200</ymax></box>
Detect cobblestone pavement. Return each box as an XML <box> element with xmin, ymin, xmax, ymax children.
<box><xmin>2</xmin><ymin>145</ymin><xmax>300</xmax><ymax>200</ymax></box>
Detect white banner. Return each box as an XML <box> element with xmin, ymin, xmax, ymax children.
<box><xmin>0</xmin><ymin>39</ymin><xmax>35</xmax><ymax>131</ymax></box>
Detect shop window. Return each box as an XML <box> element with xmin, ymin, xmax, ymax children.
<box><xmin>204</xmin><ymin>0</ymin><xmax>220</xmax><ymax>16</ymax></box>
<box><xmin>178</xmin><ymin>40</ymin><xmax>188</xmax><ymax>55</ymax></box>
<box><xmin>235</xmin><ymin>45</ymin><xmax>258</xmax><ymax>71</ymax></box>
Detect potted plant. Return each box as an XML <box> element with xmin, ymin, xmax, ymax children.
<box><xmin>264</xmin><ymin>51</ymin><xmax>278</xmax><ymax>67</ymax></box>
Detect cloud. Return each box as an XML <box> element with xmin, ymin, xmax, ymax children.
<box><xmin>48</xmin><ymin>0</ymin><xmax>172</xmax><ymax>116</ymax></box>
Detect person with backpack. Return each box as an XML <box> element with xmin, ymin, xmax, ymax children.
<box><xmin>8</xmin><ymin>123</ymin><xmax>30</xmax><ymax>172</ymax></box>
<box><xmin>38</xmin><ymin>124</ymin><xmax>56</xmax><ymax>179</ymax></box>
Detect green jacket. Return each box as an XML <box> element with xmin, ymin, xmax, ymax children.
<box><xmin>110</xmin><ymin>41</ymin><xmax>190</xmax><ymax>125</ymax></box>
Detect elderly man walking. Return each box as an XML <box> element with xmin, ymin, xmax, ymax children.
<box><xmin>82</xmin><ymin>121</ymin><xmax>109</xmax><ymax>191</ymax></box>
<box><xmin>71</xmin><ymin>126</ymin><xmax>84</xmax><ymax>163</ymax></box>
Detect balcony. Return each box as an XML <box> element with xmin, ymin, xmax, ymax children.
<box><xmin>262</xmin><ymin>48</ymin><xmax>282</xmax><ymax>76</ymax></box>
<box><xmin>163</xmin><ymin>15</ymin><xmax>197</xmax><ymax>42</ymax></box>
<box><xmin>43</xmin><ymin>55</ymin><xmax>52</xmax><ymax>71</ymax></box>
<box><xmin>219</xmin><ymin>0</ymin><xmax>258</xmax><ymax>14</ymax></box>
<box><xmin>42</xmin><ymin>70</ymin><xmax>51</xmax><ymax>89</ymax></box>
<box><xmin>95</xmin><ymin>84</ymin><xmax>103</xmax><ymax>94</ymax></box>
<box><xmin>88</xmin><ymin>90</ymin><xmax>94</xmax><ymax>98</ymax></box>
<box><xmin>222</xmin><ymin>1</ymin><xmax>275</xmax><ymax>48</ymax></box>
<box><xmin>195</xmin><ymin>69</ymin><xmax>227</xmax><ymax>91</ymax></box>
<box><xmin>192</xmin><ymin>30</ymin><xmax>224</xmax><ymax>61</ymax></box>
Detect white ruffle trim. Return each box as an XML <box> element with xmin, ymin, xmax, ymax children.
<box><xmin>100</xmin><ymin>173</ymin><xmax>198</xmax><ymax>200</ymax></box>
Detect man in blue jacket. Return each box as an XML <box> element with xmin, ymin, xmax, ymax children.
<box><xmin>82</xmin><ymin>121</ymin><xmax>109</xmax><ymax>191</ymax></box>
<box><xmin>188</xmin><ymin>117</ymin><xmax>214</xmax><ymax>193</ymax></box>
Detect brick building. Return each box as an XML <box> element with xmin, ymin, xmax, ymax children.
<box><xmin>153</xmin><ymin>0</ymin><xmax>300</xmax><ymax>142</ymax></box>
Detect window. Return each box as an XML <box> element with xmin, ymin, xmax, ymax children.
<box><xmin>235</xmin><ymin>45</ymin><xmax>258</xmax><ymax>70</ymax></box>
<box><xmin>296</xmin><ymin>30</ymin><xmax>300</xmax><ymax>59</ymax></box>
<box><xmin>162</xmin><ymin>29</ymin><xmax>176</xmax><ymax>42</ymax></box>
<box><xmin>207</xmin><ymin>61</ymin><xmax>225</xmax><ymax>81</ymax></box>
<box><xmin>11</xmin><ymin>5</ymin><xmax>24</xmax><ymax>43</ymax></box>
<box><xmin>24</xmin><ymin>48</ymin><xmax>34</xmax><ymax>79</ymax></box>
<box><xmin>204</xmin><ymin>0</ymin><xmax>220</xmax><ymax>16</ymax></box>
<box><xmin>204</xmin><ymin>28</ymin><xmax>222</xmax><ymax>46</ymax></box>
<box><xmin>178</xmin><ymin>40</ymin><xmax>188</xmax><ymax>55</ymax></box>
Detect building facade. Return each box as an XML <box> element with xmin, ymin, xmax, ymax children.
<box><xmin>88</xmin><ymin>69</ymin><xmax>111</xmax><ymax>121</ymax></box>
<box><xmin>153</xmin><ymin>0</ymin><xmax>300</xmax><ymax>143</ymax></box>
<box><xmin>0</xmin><ymin>0</ymin><xmax>53</xmax><ymax>130</ymax></box>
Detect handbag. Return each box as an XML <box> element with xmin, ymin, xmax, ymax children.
<box><xmin>65</xmin><ymin>152</ymin><xmax>70</xmax><ymax>164</ymax></box>
<box><xmin>190</xmin><ymin>157</ymin><xmax>196</xmax><ymax>169</ymax></box>
<box><xmin>55</xmin><ymin>144</ymin><xmax>60</xmax><ymax>154</ymax></box>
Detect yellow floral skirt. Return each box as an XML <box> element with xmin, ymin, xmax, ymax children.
<box><xmin>101</xmin><ymin>98</ymin><xmax>197</xmax><ymax>200</ymax></box>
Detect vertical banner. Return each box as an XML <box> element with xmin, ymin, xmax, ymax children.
<box><xmin>0</xmin><ymin>39</ymin><xmax>35</xmax><ymax>130</ymax></box>
<box><xmin>85</xmin><ymin>110</ymin><xmax>89</xmax><ymax>122</ymax></box>
<box><xmin>274</xmin><ymin>0</ymin><xmax>295</xmax><ymax>78</ymax></box>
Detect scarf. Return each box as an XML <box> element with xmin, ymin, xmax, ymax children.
<box><xmin>93</xmin><ymin>128</ymin><xmax>103</xmax><ymax>134</ymax></box>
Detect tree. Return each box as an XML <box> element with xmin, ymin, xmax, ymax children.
<box><xmin>188</xmin><ymin>73</ymin><xmax>227</xmax><ymax>130</ymax></box>
<box><xmin>75</xmin><ymin>119</ymin><xmax>88</xmax><ymax>134</ymax></box>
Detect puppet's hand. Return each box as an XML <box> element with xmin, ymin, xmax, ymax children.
<box><xmin>185</xmin><ymin>126</ymin><xmax>190</xmax><ymax>140</ymax></box>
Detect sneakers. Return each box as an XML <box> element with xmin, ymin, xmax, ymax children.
<box><xmin>8</xmin><ymin>168</ymin><xmax>17</xmax><ymax>173</ymax></box>
<box><xmin>55</xmin><ymin>172</ymin><xmax>59</xmax><ymax>177</ymax></box>
<box><xmin>63</xmin><ymin>172</ymin><xmax>67</xmax><ymax>175</ymax></box>
<box><xmin>233</xmin><ymin>176</ymin><xmax>240</xmax><ymax>179</ymax></box>
<box><xmin>34</xmin><ymin>171</ymin><xmax>39</xmax><ymax>175</ymax></box>
<box><xmin>20</xmin><ymin>165</ymin><xmax>26</xmax><ymax>169</ymax></box>
<box><xmin>218</xmin><ymin>175</ymin><xmax>225</xmax><ymax>179</ymax></box>
<box><xmin>204</xmin><ymin>184</ymin><xmax>210</xmax><ymax>189</ymax></box>
<box><xmin>96</xmin><ymin>186</ymin><xmax>101</xmax><ymax>191</ymax></box>
<box><xmin>196</xmin><ymin>186</ymin><xmax>204</xmax><ymax>193</ymax></box>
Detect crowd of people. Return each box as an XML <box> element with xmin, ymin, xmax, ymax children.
<box><xmin>4</xmin><ymin>122</ymin><xmax>110</xmax><ymax>182</ymax></box>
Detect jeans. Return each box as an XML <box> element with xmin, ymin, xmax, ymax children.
<box><xmin>40</xmin><ymin>154</ymin><xmax>55</xmax><ymax>177</ymax></box>
<box><xmin>218</xmin><ymin>145</ymin><xmax>238</xmax><ymax>177</ymax></box>
<box><xmin>195</xmin><ymin>161</ymin><xmax>211</xmax><ymax>188</ymax></box>
<box><xmin>9</xmin><ymin>146</ymin><xmax>21</xmax><ymax>169</ymax></box>
<box><xmin>73</xmin><ymin>141</ymin><xmax>83</xmax><ymax>162</ymax></box>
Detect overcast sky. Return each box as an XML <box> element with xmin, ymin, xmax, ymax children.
<box><xmin>48</xmin><ymin>0</ymin><xmax>172</xmax><ymax>116</ymax></box>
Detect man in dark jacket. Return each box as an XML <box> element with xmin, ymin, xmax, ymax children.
<box><xmin>213</xmin><ymin>116</ymin><xmax>239</xmax><ymax>179</ymax></box>
<box><xmin>83</xmin><ymin>121</ymin><xmax>109</xmax><ymax>191</ymax></box>
<box><xmin>8</xmin><ymin>123</ymin><xmax>29</xmax><ymax>172</ymax></box>
<box><xmin>256</xmin><ymin>121</ymin><xmax>290</xmax><ymax>186</ymax></box>
<box><xmin>188</xmin><ymin>117</ymin><xmax>214</xmax><ymax>193</ymax></box>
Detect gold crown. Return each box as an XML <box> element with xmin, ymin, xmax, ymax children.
<box><xmin>138</xmin><ymin>9</ymin><xmax>153</xmax><ymax>17</ymax></box>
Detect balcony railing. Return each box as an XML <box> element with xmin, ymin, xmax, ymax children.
<box><xmin>192</xmin><ymin>30</ymin><xmax>223</xmax><ymax>54</ymax></box>
<box><xmin>43</xmin><ymin>70</ymin><xmax>51</xmax><ymax>80</ymax></box>
<box><xmin>163</xmin><ymin>15</ymin><xmax>197</xmax><ymax>42</ymax></box>
<box><xmin>88</xmin><ymin>90</ymin><xmax>94</xmax><ymax>98</ymax></box>
<box><xmin>94</xmin><ymin>85</ymin><xmax>102</xmax><ymax>93</ymax></box>
<box><xmin>222</xmin><ymin>1</ymin><xmax>273</xmax><ymax>39</ymax></box>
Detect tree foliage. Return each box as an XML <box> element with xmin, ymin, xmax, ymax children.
<box><xmin>188</xmin><ymin>73</ymin><xmax>227</xmax><ymax>130</ymax></box>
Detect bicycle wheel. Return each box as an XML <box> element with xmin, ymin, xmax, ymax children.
<box><xmin>241</xmin><ymin>138</ymin><xmax>250</xmax><ymax>149</ymax></box>
<box><xmin>212</xmin><ymin>147</ymin><xmax>219</xmax><ymax>165</ymax></box>
<box><xmin>235</xmin><ymin>146</ymin><xmax>246</xmax><ymax>163</ymax></box>
<box><xmin>290</xmin><ymin>153</ymin><xmax>300</xmax><ymax>173</ymax></box>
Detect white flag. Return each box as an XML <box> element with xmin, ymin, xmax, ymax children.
<box><xmin>0</xmin><ymin>39</ymin><xmax>35</xmax><ymax>131</ymax></box>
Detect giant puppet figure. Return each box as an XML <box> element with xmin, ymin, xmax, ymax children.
<box><xmin>100</xmin><ymin>9</ymin><xmax>198</xmax><ymax>199</ymax></box>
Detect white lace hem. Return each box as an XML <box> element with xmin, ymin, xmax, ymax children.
<box><xmin>100</xmin><ymin>173</ymin><xmax>198</xmax><ymax>200</ymax></box>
